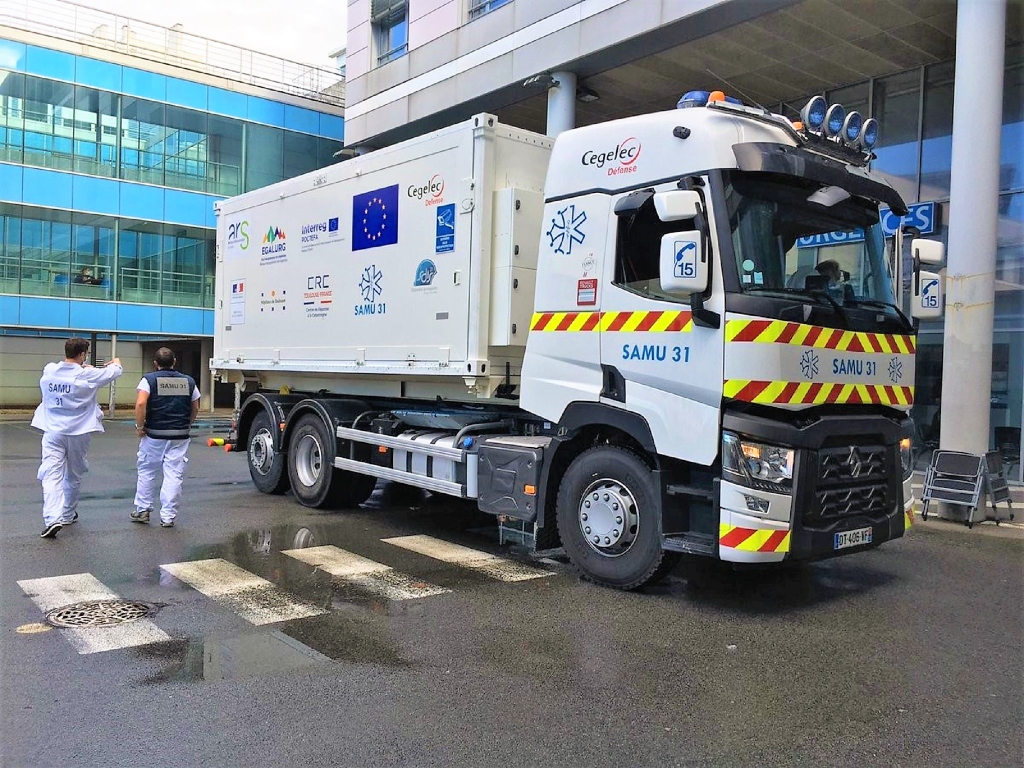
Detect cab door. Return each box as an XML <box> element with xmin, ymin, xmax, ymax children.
<box><xmin>599</xmin><ymin>187</ymin><xmax>724</xmax><ymax>465</ymax></box>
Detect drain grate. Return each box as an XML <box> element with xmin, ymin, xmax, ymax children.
<box><xmin>45</xmin><ymin>599</ymin><xmax>159</xmax><ymax>628</ymax></box>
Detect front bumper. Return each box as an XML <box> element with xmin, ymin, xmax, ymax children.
<box><xmin>717</xmin><ymin>408</ymin><xmax>911</xmax><ymax>564</ymax></box>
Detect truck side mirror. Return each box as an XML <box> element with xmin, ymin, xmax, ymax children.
<box><xmin>910</xmin><ymin>270</ymin><xmax>942</xmax><ymax>320</ymax></box>
<box><xmin>912</xmin><ymin>238</ymin><xmax>944</xmax><ymax>266</ymax></box>
<box><xmin>659</xmin><ymin>232</ymin><xmax>708</xmax><ymax>294</ymax></box>
<box><xmin>653</xmin><ymin>190</ymin><xmax>702</xmax><ymax>222</ymax></box>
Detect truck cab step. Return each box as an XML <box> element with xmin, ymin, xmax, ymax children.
<box><xmin>662</xmin><ymin>532</ymin><xmax>716</xmax><ymax>556</ymax></box>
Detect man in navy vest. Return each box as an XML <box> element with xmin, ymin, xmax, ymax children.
<box><xmin>131</xmin><ymin>347</ymin><xmax>200</xmax><ymax>527</ymax></box>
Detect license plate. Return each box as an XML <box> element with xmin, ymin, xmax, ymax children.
<box><xmin>834</xmin><ymin>527</ymin><xmax>873</xmax><ymax>550</ymax></box>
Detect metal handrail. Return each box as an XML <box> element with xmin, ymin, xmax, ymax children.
<box><xmin>0</xmin><ymin>0</ymin><xmax>345</xmax><ymax>107</ymax></box>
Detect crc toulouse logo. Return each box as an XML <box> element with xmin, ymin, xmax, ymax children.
<box><xmin>581</xmin><ymin>137</ymin><xmax>641</xmax><ymax>176</ymax></box>
<box><xmin>408</xmin><ymin>174</ymin><xmax>445</xmax><ymax>206</ymax></box>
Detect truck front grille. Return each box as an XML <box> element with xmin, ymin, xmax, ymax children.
<box><xmin>804</xmin><ymin>443</ymin><xmax>893</xmax><ymax>524</ymax></box>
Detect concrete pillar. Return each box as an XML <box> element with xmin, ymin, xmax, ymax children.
<box><xmin>939</xmin><ymin>0</ymin><xmax>1005</xmax><ymax>458</ymax></box>
<box><xmin>546</xmin><ymin>71</ymin><xmax>577</xmax><ymax>138</ymax></box>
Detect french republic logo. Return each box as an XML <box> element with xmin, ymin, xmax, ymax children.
<box><xmin>352</xmin><ymin>185</ymin><xmax>399</xmax><ymax>251</ymax></box>
<box><xmin>581</xmin><ymin>137</ymin><xmax>641</xmax><ymax>176</ymax></box>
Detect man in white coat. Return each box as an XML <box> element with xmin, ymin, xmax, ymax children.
<box><xmin>132</xmin><ymin>347</ymin><xmax>199</xmax><ymax>527</ymax></box>
<box><xmin>32</xmin><ymin>337</ymin><xmax>123</xmax><ymax>538</ymax></box>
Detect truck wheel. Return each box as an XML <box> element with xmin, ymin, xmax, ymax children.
<box><xmin>556</xmin><ymin>446</ymin><xmax>676</xmax><ymax>590</ymax></box>
<box><xmin>288</xmin><ymin>414</ymin><xmax>376</xmax><ymax>509</ymax></box>
<box><xmin>247</xmin><ymin>411</ymin><xmax>289</xmax><ymax>494</ymax></box>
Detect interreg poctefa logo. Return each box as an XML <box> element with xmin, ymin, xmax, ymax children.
<box><xmin>413</xmin><ymin>259</ymin><xmax>437</xmax><ymax>287</ymax></box>
<box><xmin>546</xmin><ymin>204</ymin><xmax>587</xmax><ymax>255</ymax></box>
<box><xmin>227</xmin><ymin>220</ymin><xmax>249</xmax><ymax>252</ymax></box>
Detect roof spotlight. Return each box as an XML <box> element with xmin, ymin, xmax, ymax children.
<box><xmin>860</xmin><ymin>117</ymin><xmax>879</xmax><ymax>149</ymax></box>
<box><xmin>842</xmin><ymin>111</ymin><xmax>862</xmax><ymax>144</ymax></box>
<box><xmin>800</xmin><ymin>96</ymin><xmax>827</xmax><ymax>131</ymax></box>
<box><xmin>824</xmin><ymin>103</ymin><xmax>846</xmax><ymax>138</ymax></box>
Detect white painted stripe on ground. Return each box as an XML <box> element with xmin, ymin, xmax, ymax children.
<box><xmin>382</xmin><ymin>535</ymin><xmax>553</xmax><ymax>582</ymax></box>
<box><xmin>282</xmin><ymin>545</ymin><xmax>450</xmax><ymax>601</ymax></box>
<box><xmin>160</xmin><ymin>558</ymin><xmax>326</xmax><ymax>625</ymax></box>
<box><xmin>16</xmin><ymin>573</ymin><xmax>170</xmax><ymax>655</ymax></box>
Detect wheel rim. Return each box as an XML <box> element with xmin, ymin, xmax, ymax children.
<box><xmin>294</xmin><ymin>433</ymin><xmax>323</xmax><ymax>488</ymax></box>
<box><xmin>578</xmin><ymin>477</ymin><xmax>640</xmax><ymax>557</ymax></box>
<box><xmin>249</xmin><ymin>428</ymin><xmax>276</xmax><ymax>476</ymax></box>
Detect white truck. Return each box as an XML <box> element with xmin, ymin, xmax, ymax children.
<box><xmin>212</xmin><ymin>91</ymin><xmax>944</xmax><ymax>589</ymax></box>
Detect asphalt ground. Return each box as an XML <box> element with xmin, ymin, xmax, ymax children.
<box><xmin>1</xmin><ymin>421</ymin><xmax>1021</xmax><ymax>768</ymax></box>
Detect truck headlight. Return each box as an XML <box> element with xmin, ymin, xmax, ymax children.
<box><xmin>722</xmin><ymin>431</ymin><xmax>795</xmax><ymax>492</ymax></box>
<box><xmin>900</xmin><ymin>437</ymin><xmax>913</xmax><ymax>480</ymax></box>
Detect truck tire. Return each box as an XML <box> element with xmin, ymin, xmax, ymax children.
<box><xmin>556</xmin><ymin>445</ymin><xmax>678</xmax><ymax>590</ymax></box>
<box><xmin>287</xmin><ymin>414</ymin><xmax>376</xmax><ymax>509</ymax></box>
<box><xmin>247</xmin><ymin>411</ymin><xmax>289</xmax><ymax>494</ymax></box>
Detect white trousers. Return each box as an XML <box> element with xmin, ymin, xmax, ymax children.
<box><xmin>38</xmin><ymin>432</ymin><xmax>92</xmax><ymax>526</ymax></box>
<box><xmin>134</xmin><ymin>436</ymin><xmax>190</xmax><ymax>523</ymax></box>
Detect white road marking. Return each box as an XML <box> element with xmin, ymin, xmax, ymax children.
<box><xmin>282</xmin><ymin>545</ymin><xmax>450</xmax><ymax>601</ymax></box>
<box><xmin>382</xmin><ymin>535</ymin><xmax>553</xmax><ymax>582</ymax></box>
<box><xmin>160</xmin><ymin>558</ymin><xmax>326</xmax><ymax>625</ymax></box>
<box><xmin>16</xmin><ymin>573</ymin><xmax>170</xmax><ymax>655</ymax></box>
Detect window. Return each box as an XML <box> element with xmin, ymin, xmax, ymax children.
<box><xmin>469</xmin><ymin>0</ymin><xmax>512</xmax><ymax>20</ymax></box>
<box><xmin>872</xmin><ymin>70</ymin><xmax>921</xmax><ymax>203</ymax></box>
<box><xmin>372</xmin><ymin>0</ymin><xmax>408</xmax><ymax>65</ymax></box>
<box><xmin>613</xmin><ymin>192</ymin><xmax>692</xmax><ymax>303</ymax></box>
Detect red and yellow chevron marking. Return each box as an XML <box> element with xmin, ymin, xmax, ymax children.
<box><xmin>719</xmin><ymin>523</ymin><xmax>791</xmax><ymax>553</ymax></box>
<box><xmin>724</xmin><ymin>380</ymin><xmax>914</xmax><ymax>406</ymax></box>
<box><xmin>530</xmin><ymin>310</ymin><xmax>692</xmax><ymax>333</ymax></box>
<box><xmin>726</xmin><ymin>319</ymin><xmax>915</xmax><ymax>354</ymax></box>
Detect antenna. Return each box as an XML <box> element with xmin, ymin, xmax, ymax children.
<box><xmin>705</xmin><ymin>68</ymin><xmax>769</xmax><ymax>112</ymax></box>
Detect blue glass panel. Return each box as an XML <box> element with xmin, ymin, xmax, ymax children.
<box><xmin>161</xmin><ymin>306</ymin><xmax>204</xmax><ymax>334</ymax></box>
<box><xmin>76</xmin><ymin>57</ymin><xmax>121</xmax><ymax>92</ymax></box>
<box><xmin>285</xmin><ymin>105</ymin><xmax>319</xmax><ymax>134</ymax></box>
<box><xmin>21</xmin><ymin>296</ymin><xmax>70</xmax><ymax>328</ymax></box>
<box><xmin>164</xmin><ymin>188</ymin><xmax>209</xmax><ymax>227</ymax></box>
<box><xmin>71</xmin><ymin>175</ymin><xmax>119</xmax><ymax>216</ymax></box>
<box><xmin>319</xmin><ymin>114</ymin><xmax>345</xmax><ymax>141</ymax></box>
<box><xmin>116</xmin><ymin>302</ymin><xmax>162</xmax><ymax>333</ymax></box>
<box><xmin>166</xmin><ymin>77</ymin><xmax>208</xmax><ymax>111</ymax></box>
<box><xmin>202</xmin><ymin>308</ymin><xmax>214</xmax><ymax>335</ymax></box>
<box><xmin>0</xmin><ymin>163</ymin><xmax>23</xmax><ymax>202</ymax></box>
<box><xmin>118</xmin><ymin>182</ymin><xmax>163</xmax><ymax>221</ymax></box>
<box><xmin>208</xmin><ymin>87</ymin><xmax>247</xmax><ymax>120</ymax></box>
<box><xmin>0</xmin><ymin>38</ymin><xmax>27</xmax><ymax>71</ymax></box>
<box><xmin>25</xmin><ymin>45</ymin><xmax>75</xmax><ymax>81</ymax></box>
<box><xmin>70</xmin><ymin>299</ymin><xmax>116</xmax><ymax>329</ymax></box>
<box><xmin>121</xmin><ymin>67</ymin><xmax>167</xmax><ymax>101</ymax></box>
<box><xmin>247</xmin><ymin>96</ymin><xmax>285</xmax><ymax>127</ymax></box>
<box><xmin>22</xmin><ymin>167</ymin><xmax>72</xmax><ymax>208</ymax></box>
<box><xmin>0</xmin><ymin>295</ymin><xmax>18</xmax><ymax>324</ymax></box>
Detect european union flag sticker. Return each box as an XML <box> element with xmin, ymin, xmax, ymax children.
<box><xmin>352</xmin><ymin>184</ymin><xmax>399</xmax><ymax>251</ymax></box>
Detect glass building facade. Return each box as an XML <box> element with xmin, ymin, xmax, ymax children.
<box><xmin>776</xmin><ymin>42</ymin><xmax>1023</xmax><ymax>476</ymax></box>
<box><xmin>0</xmin><ymin>37</ymin><xmax>345</xmax><ymax>333</ymax></box>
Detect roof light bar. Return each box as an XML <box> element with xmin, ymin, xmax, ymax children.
<box><xmin>824</xmin><ymin>104</ymin><xmax>846</xmax><ymax>138</ymax></box>
<box><xmin>800</xmin><ymin>96</ymin><xmax>827</xmax><ymax>131</ymax></box>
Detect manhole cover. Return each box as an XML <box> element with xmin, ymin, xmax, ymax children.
<box><xmin>45</xmin><ymin>600</ymin><xmax>159</xmax><ymax>628</ymax></box>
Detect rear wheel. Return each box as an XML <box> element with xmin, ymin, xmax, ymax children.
<box><xmin>287</xmin><ymin>414</ymin><xmax>376</xmax><ymax>509</ymax></box>
<box><xmin>556</xmin><ymin>445</ymin><xmax>678</xmax><ymax>590</ymax></box>
<box><xmin>247</xmin><ymin>411</ymin><xmax>289</xmax><ymax>494</ymax></box>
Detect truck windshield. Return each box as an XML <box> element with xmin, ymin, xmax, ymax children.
<box><xmin>723</xmin><ymin>171</ymin><xmax>897</xmax><ymax>308</ymax></box>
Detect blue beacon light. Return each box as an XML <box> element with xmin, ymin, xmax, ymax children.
<box><xmin>800</xmin><ymin>96</ymin><xmax>827</xmax><ymax>130</ymax></box>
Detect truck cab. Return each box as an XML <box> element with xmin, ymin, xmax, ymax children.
<box><xmin>520</xmin><ymin>92</ymin><xmax>944</xmax><ymax>585</ymax></box>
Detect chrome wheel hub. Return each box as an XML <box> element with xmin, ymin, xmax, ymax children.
<box><xmin>578</xmin><ymin>478</ymin><xmax>639</xmax><ymax>557</ymax></box>
<box><xmin>295</xmin><ymin>433</ymin><xmax>323</xmax><ymax>487</ymax></box>
<box><xmin>250</xmin><ymin>428</ymin><xmax>276</xmax><ymax>475</ymax></box>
